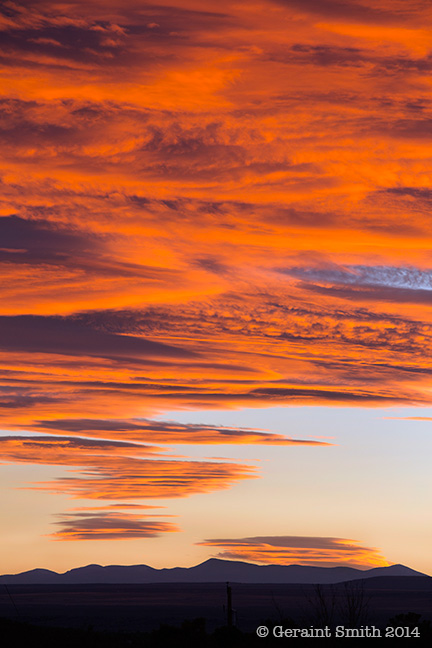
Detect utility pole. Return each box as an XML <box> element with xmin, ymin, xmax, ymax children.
<box><xmin>226</xmin><ymin>581</ymin><xmax>233</xmax><ymax>627</ymax></box>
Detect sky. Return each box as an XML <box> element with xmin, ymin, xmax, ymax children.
<box><xmin>1</xmin><ymin>0</ymin><xmax>432</xmax><ymax>576</ymax></box>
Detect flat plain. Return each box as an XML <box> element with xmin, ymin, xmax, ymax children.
<box><xmin>1</xmin><ymin>577</ymin><xmax>431</xmax><ymax>633</ymax></box>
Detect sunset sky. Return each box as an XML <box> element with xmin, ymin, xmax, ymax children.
<box><xmin>1</xmin><ymin>0</ymin><xmax>432</xmax><ymax>576</ymax></box>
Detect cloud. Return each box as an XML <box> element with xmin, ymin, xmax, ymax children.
<box><xmin>300</xmin><ymin>283</ymin><xmax>432</xmax><ymax>305</ymax></box>
<box><xmin>269</xmin><ymin>0</ymin><xmax>416</xmax><ymax>24</ymax></box>
<box><xmin>384</xmin><ymin>187</ymin><xmax>432</xmax><ymax>201</ymax></box>
<box><xmin>34</xmin><ymin>457</ymin><xmax>256</xmax><ymax>501</ymax></box>
<box><xmin>198</xmin><ymin>535</ymin><xmax>390</xmax><ymax>568</ymax></box>
<box><xmin>0</xmin><ymin>434</ymin><xmax>256</xmax><ymax>500</ymax></box>
<box><xmin>0</xmin><ymin>393</ymin><xmax>63</xmax><ymax>408</ymax></box>
<box><xmin>0</xmin><ymin>215</ymin><xmax>181</xmax><ymax>289</ymax></box>
<box><xmin>49</xmin><ymin>510</ymin><xmax>179</xmax><ymax>540</ymax></box>
<box><xmin>0</xmin><ymin>2</ymin><xmax>230</xmax><ymax>67</ymax></box>
<box><xmin>282</xmin><ymin>265</ymin><xmax>432</xmax><ymax>290</ymax></box>
<box><xmin>0</xmin><ymin>285</ymin><xmax>429</xmax><ymax>426</ymax></box>
<box><xmin>279</xmin><ymin>264</ymin><xmax>432</xmax><ymax>305</ymax></box>
<box><xmin>383</xmin><ymin>416</ymin><xmax>432</xmax><ymax>421</ymax></box>
<box><xmin>33</xmin><ymin>417</ymin><xmax>332</xmax><ymax>445</ymax></box>
<box><xmin>0</xmin><ymin>434</ymin><xmax>164</xmax><ymax>464</ymax></box>
<box><xmin>0</xmin><ymin>291</ymin><xmax>429</xmax><ymax>426</ymax></box>
<box><xmin>3</xmin><ymin>0</ymin><xmax>432</xmax><ymax>526</ymax></box>
<box><xmin>0</xmin><ymin>215</ymin><xmax>100</xmax><ymax>262</ymax></box>
<box><xmin>278</xmin><ymin>44</ymin><xmax>367</xmax><ymax>68</ymax></box>
<box><xmin>0</xmin><ymin>315</ymin><xmax>196</xmax><ymax>359</ymax></box>
<box><xmin>68</xmin><ymin>503</ymin><xmax>163</xmax><ymax>510</ymax></box>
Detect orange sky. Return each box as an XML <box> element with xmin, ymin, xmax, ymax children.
<box><xmin>1</xmin><ymin>0</ymin><xmax>432</xmax><ymax>572</ymax></box>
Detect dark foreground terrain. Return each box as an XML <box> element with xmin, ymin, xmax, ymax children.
<box><xmin>1</xmin><ymin>577</ymin><xmax>431</xmax><ymax>646</ymax></box>
<box><xmin>1</xmin><ymin>615</ymin><xmax>431</xmax><ymax>648</ymax></box>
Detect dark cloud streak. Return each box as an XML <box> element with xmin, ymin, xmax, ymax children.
<box><xmin>0</xmin><ymin>315</ymin><xmax>196</xmax><ymax>359</ymax></box>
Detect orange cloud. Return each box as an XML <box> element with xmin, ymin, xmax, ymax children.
<box><xmin>0</xmin><ymin>435</ymin><xmax>165</xmax><ymax>464</ymax></box>
<box><xmin>0</xmin><ymin>435</ymin><xmax>256</xmax><ymax>500</ymax></box>
<box><xmin>384</xmin><ymin>416</ymin><xmax>432</xmax><ymax>421</ymax></box>
<box><xmin>31</xmin><ymin>417</ymin><xmax>332</xmax><ymax>445</ymax></box>
<box><xmin>49</xmin><ymin>510</ymin><xmax>179</xmax><ymax>540</ymax></box>
<box><xmin>2</xmin><ymin>0</ymin><xmax>432</xmax><ymax>548</ymax></box>
<box><xmin>198</xmin><ymin>535</ymin><xmax>390</xmax><ymax>568</ymax></box>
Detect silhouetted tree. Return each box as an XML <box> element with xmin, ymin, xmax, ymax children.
<box><xmin>338</xmin><ymin>579</ymin><xmax>370</xmax><ymax>628</ymax></box>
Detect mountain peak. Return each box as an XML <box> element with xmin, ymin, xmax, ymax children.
<box><xmin>0</xmin><ymin>560</ymin><xmax>428</xmax><ymax>585</ymax></box>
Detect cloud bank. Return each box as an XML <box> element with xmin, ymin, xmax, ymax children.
<box><xmin>2</xmin><ymin>0</ymin><xmax>432</xmax><ymax>547</ymax></box>
<box><xmin>198</xmin><ymin>535</ymin><xmax>390</xmax><ymax>568</ymax></box>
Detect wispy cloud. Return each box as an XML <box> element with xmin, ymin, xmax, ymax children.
<box><xmin>280</xmin><ymin>264</ymin><xmax>432</xmax><ymax>291</ymax></box>
<box><xmin>0</xmin><ymin>435</ymin><xmax>256</xmax><ymax>500</ymax></box>
<box><xmin>383</xmin><ymin>416</ymin><xmax>432</xmax><ymax>421</ymax></box>
<box><xmin>49</xmin><ymin>510</ymin><xmax>179</xmax><ymax>540</ymax></box>
<box><xmin>2</xmin><ymin>0</ymin><xmax>432</xmax><ymax>546</ymax></box>
<box><xmin>198</xmin><ymin>535</ymin><xmax>390</xmax><ymax>568</ymax></box>
<box><xmin>32</xmin><ymin>417</ymin><xmax>332</xmax><ymax>445</ymax></box>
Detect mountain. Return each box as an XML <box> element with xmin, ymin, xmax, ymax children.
<box><xmin>0</xmin><ymin>559</ymin><xmax>428</xmax><ymax>585</ymax></box>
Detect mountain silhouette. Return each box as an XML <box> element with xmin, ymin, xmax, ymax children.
<box><xmin>0</xmin><ymin>559</ymin><xmax>428</xmax><ymax>584</ymax></box>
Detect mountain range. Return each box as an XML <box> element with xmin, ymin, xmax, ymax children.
<box><xmin>0</xmin><ymin>559</ymin><xmax>428</xmax><ymax>585</ymax></box>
